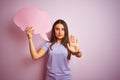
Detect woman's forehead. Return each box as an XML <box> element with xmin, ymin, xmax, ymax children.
<box><xmin>55</xmin><ymin>24</ymin><xmax>64</xmax><ymax>28</ymax></box>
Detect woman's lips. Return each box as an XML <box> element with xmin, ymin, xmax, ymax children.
<box><xmin>58</xmin><ymin>35</ymin><xmax>62</xmax><ymax>36</ymax></box>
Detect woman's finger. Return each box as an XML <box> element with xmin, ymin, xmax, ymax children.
<box><xmin>31</xmin><ymin>29</ymin><xmax>35</xmax><ymax>33</ymax></box>
<box><xmin>25</xmin><ymin>26</ymin><xmax>29</xmax><ymax>32</ymax></box>
<box><xmin>72</xmin><ymin>35</ymin><xmax>76</xmax><ymax>43</ymax></box>
<box><xmin>69</xmin><ymin>35</ymin><xmax>73</xmax><ymax>43</ymax></box>
<box><xmin>25</xmin><ymin>26</ymin><xmax>32</xmax><ymax>32</ymax></box>
<box><xmin>67</xmin><ymin>43</ymin><xmax>70</xmax><ymax>50</ymax></box>
<box><xmin>75</xmin><ymin>39</ymin><xmax>78</xmax><ymax>44</ymax></box>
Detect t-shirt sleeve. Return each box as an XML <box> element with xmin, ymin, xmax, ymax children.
<box><xmin>41</xmin><ymin>42</ymin><xmax>51</xmax><ymax>52</ymax></box>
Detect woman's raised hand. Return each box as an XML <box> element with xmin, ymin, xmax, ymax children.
<box><xmin>25</xmin><ymin>27</ymin><xmax>35</xmax><ymax>39</ymax></box>
<box><xmin>67</xmin><ymin>35</ymin><xmax>79</xmax><ymax>53</ymax></box>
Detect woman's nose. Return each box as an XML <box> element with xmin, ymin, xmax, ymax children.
<box><xmin>59</xmin><ymin>30</ymin><xmax>62</xmax><ymax>34</ymax></box>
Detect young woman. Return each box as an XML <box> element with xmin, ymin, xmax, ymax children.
<box><xmin>25</xmin><ymin>19</ymin><xmax>82</xmax><ymax>80</ymax></box>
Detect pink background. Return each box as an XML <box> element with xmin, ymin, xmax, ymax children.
<box><xmin>0</xmin><ymin>0</ymin><xmax>120</xmax><ymax>80</ymax></box>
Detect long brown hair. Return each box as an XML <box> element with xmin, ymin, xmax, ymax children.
<box><xmin>50</xmin><ymin>19</ymin><xmax>71</xmax><ymax>60</ymax></box>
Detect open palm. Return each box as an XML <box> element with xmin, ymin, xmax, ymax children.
<box><xmin>67</xmin><ymin>35</ymin><xmax>79</xmax><ymax>53</ymax></box>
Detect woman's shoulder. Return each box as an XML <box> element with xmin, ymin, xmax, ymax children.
<box><xmin>45</xmin><ymin>41</ymin><xmax>51</xmax><ymax>44</ymax></box>
<box><xmin>41</xmin><ymin>42</ymin><xmax>52</xmax><ymax>51</ymax></box>
<box><xmin>43</xmin><ymin>41</ymin><xmax>51</xmax><ymax>47</ymax></box>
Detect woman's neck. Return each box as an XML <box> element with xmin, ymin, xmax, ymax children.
<box><xmin>56</xmin><ymin>39</ymin><xmax>62</xmax><ymax>44</ymax></box>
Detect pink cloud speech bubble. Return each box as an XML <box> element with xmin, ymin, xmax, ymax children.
<box><xmin>14</xmin><ymin>8</ymin><xmax>52</xmax><ymax>41</ymax></box>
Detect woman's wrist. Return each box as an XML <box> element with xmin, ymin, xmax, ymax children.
<box><xmin>27</xmin><ymin>36</ymin><xmax>32</xmax><ymax>40</ymax></box>
<box><xmin>74</xmin><ymin>49</ymin><xmax>82</xmax><ymax>57</ymax></box>
<box><xmin>27</xmin><ymin>34</ymin><xmax>32</xmax><ymax>39</ymax></box>
<box><xmin>74</xmin><ymin>49</ymin><xmax>80</xmax><ymax>54</ymax></box>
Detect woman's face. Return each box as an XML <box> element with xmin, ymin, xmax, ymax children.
<box><xmin>54</xmin><ymin>23</ymin><xmax>65</xmax><ymax>40</ymax></box>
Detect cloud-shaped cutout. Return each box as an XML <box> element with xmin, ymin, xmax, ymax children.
<box><xmin>14</xmin><ymin>8</ymin><xmax>52</xmax><ymax>41</ymax></box>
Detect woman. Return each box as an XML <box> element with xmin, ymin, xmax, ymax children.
<box><xmin>25</xmin><ymin>19</ymin><xmax>82</xmax><ymax>80</ymax></box>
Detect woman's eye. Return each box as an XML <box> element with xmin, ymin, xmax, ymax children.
<box><xmin>55</xmin><ymin>28</ymin><xmax>64</xmax><ymax>31</ymax></box>
<box><xmin>62</xmin><ymin>28</ymin><xmax>65</xmax><ymax>31</ymax></box>
<box><xmin>55</xmin><ymin>28</ymin><xmax>59</xmax><ymax>30</ymax></box>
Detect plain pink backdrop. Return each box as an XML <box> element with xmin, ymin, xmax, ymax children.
<box><xmin>0</xmin><ymin>0</ymin><xmax>120</xmax><ymax>80</ymax></box>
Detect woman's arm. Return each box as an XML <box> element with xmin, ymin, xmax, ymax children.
<box><xmin>28</xmin><ymin>38</ymin><xmax>46</xmax><ymax>60</ymax></box>
<box><xmin>67</xmin><ymin>35</ymin><xmax>82</xmax><ymax>58</ymax></box>
<box><xmin>25</xmin><ymin>27</ymin><xmax>46</xmax><ymax>60</ymax></box>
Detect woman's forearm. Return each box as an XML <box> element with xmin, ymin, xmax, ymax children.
<box><xmin>28</xmin><ymin>38</ymin><xmax>38</xmax><ymax>60</ymax></box>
